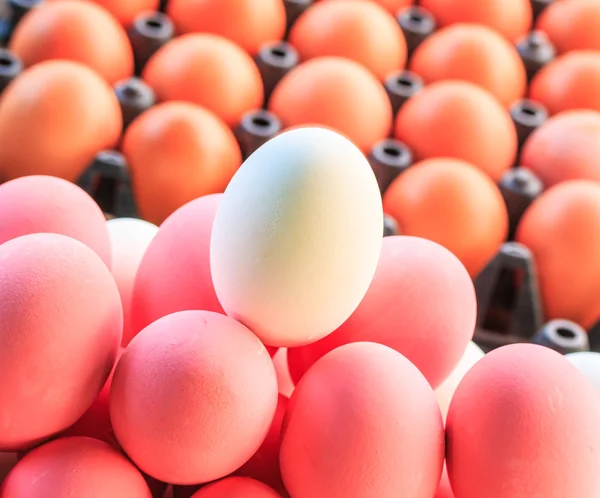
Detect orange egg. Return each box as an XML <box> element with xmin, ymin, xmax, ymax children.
<box><xmin>122</xmin><ymin>102</ymin><xmax>242</xmax><ymax>225</ymax></box>
<box><xmin>289</xmin><ymin>0</ymin><xmax>407</xmax><ymax>80</ymax></box>
<box><xmin>317</xmin><ymin>0</ymin><xmax>414</xmax><ymax>15</ymax></box>
<box><xmin>269</xmin><ymin>57</ymin><xmax>392</xmax><ymax>152</ymax></box>
<box><xmin>529</xmin><ymin>51</ymin><xmax>600</xmax><ymax>115</ymax></box>
<box><xmin>143</xmin><ymin>34</ymin><xmax>263</xmax><ymax>127</ymax></box>
<box><xmin>394</xmin><ymin>80</ymin><xmax>517</xmax><ymax>181</ymax></box>
<box><xmin>520</xmin><ymin>110</ymin><xmax>600</xmax><ymax>188</ymax></box>
<box><xmin>419</xmin><ymin>0</ymin><xmax>532</xmax><ymax>42</ymax></box>
<box><xmin>537</xmin><ymin>0</ymin><xmax>600</xmax><ymax>53</ymax></box>
<box><xmin>410</xmin><ymin>24</ymin><xmax>527</xmax><ymax>107</ymax></box>
<box><xmin>167</xmin><ymin>0</ymin><xmax>286</xmax><ymax>54</ymax></box>
<box><xmin>0</xmin><ymin>60</ymin><xmax>122</xmax><ymax>182</ymax></box>
<box><xmin>516</xmin><ymin>180</ymin><xmax>600</xmax><ymax>329</ymax></box>
<box><xmin>382</xmin><ymin>158</ymin><xmax>509</xmax><ymax>277</ymax></box>
<box><xmin>51</xmin><ymin>0</ymin><xmax>160</xmax><ymax>26</ymax></box>
<box><xmin>10</xmin><ymin>0</ymin><xmax>133</xmax><ymax>85</ymax></box>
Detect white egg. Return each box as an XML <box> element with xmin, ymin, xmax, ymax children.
<box><xmin>210</xmin><ymin>127</ymin><xmax>383</xmax><ymax>347</ymax></box>
<box><xmin>107</xmin><ymin>217</ymin><xmax>158</xmax><ymax>345</ymax></box>
<box><xmin>435</xmin><ymin>342</ymin><xmax>485</xmax><ymax>421</ymax></box>
<box><xmin>565</xmin><ymin>352</ymin><xmax>600</xmax><ymax>397</ymax></box>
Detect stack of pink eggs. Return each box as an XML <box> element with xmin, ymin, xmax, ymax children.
<box><xmin>0</xmin><ymin>126</ymin><xmax>599</xmax><ymax>498</ymax></box>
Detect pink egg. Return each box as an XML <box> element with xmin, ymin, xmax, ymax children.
<box><xmin>0</xmin><ymin>233</ymin><xmax>122</xmax><ymax>451</ymax></box>
<box><xmin>129</xmin><ymin>194</ymin><xmax>222</xmax><ymax>341</ymax></box>
<box><xmin>280</xmin><ymin>342</ymin><xmax>444</xmax><ymax>498</ymax></box>
<box><xmin>235</xmin><ymin>394</ymin><xmax>288</xmax><ymax>494</ymax></box>
<box><xmin>0</xmin><ymin>175</ymin><xmax>111</xmax><ymax>265</ymax></box>
<box><xmin>110</xmin><ymin>310</ymin><xmax>279</xmax><ymax>484</ymax></box>
<box><xmin>447</xmin><ymin>344</ymin><xmax>600</xmax><ymax>497</ymax></box>
<box><xmin>107</xmin><ymin>218</ymin><xmax>158</xmax><ymax>346</ymax></box>
<box><xmin>2</xmin><ymin>437</ymin><xmax>152</xmax><ymax>497</ymax></box>
<box><xmin>287</xmin><ymin>236</ymin><xmax>476</xmax><ymax>388</ymax></box>
<box><xmin>191</xmin><ymin>477</ymin><xmax>281</xmax><ymax>497</ymax></box>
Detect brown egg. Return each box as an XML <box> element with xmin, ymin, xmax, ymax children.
<box><xmin>10</xmin><ymin>0</ymin><xmax>134</xmax><ymax>85</ymax></box>
<box><xmin>382</xmin><ymin>158</ymin><xmax>509</xmax><ymax>277</ymax></box>
<box><xmin>537</xmin><ymin>0</ymin><xmax>600</xmax><ymax>54</ymax></box>
<box><xmin>419</xmin><ymin>0</ymin><xmax>532</xmax><ymax>42</ymax></box>
<box><xmin>121</xmin><ymin>102</ymin><xmax>242</xmax><ymax>225</ymax></box>
<box><xmin>520</xmin><ymin>110</ymin><xmax>600</xmax><ymax>188</ymax></box>
<box><xmin>516</xmin><ymin>180</ymin><xmax>600</xmax><ymax>329</ymax></box>
<box><xmin>0</xmin><ymin>60</ymin><xmax>122</xmax><ymax>182</ymax></box>
<box><xmin>54</xmin><ymin>0</ymin><xmax>160</xmax><ymax>26</ymax></box>
<box><xmin>269</xmin><ymin>57</ymin><xmax>393</xmax><ymax>152</ymax></box>
<box><xmin>410</xmin><ymin>24</ymin><xmax>527</xmax><ymax>107</ymax></box>
<box><xmin>167</xmin><ymin>0</ymin><xmax>286</xmax><ymax>54</ymax></box>
<box><xmin>289</xmin><ymin>0</ymin><xmax>407</xmax><ymax>80</ymax></box>
<box><xmin>143</xmin><ymin>34</ymin><xmax>264</xmax><ymax>127</ymax></box>
<box><xmin>529</xmin><ymin>51</ymin><xmax>600</xmax><ymax>115</ymax></box>
<box><xmin>394</xmin><ymin>80</ymin><xmax>517</xmax><ymax>181</ymax></box>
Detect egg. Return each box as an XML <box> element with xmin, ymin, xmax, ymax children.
<box><xmin>565</xmin><ymin>352</ymin><xmax>600</xmax><ymax>397</ymax></box>
<box><xmin>9</xmin><ymin>0</ymin><xmax>134</xmax><ymax>85</ymax></box>
<box><xmin>0</xmin><ymin>175</ymin><xmax>111</xmax><ymax>266</ymax></box>
<box><xmin>190</xmin><ymin>477</ymin><xmax>281</xmax><ymax>498</ymax></box>
<box><xmin>210</xmin><ymin>127</ymin><xmax>383</xmax><ymax>347</ymax></box>
<box><xmin>409</xmin><ymin>24</ymin><xmax>527</xmax><ymax>107</ymax></box>
<box><xmin>288</xmin><ymin>0</ymin><xmax>407</xmax><ymax>80</ymax></box>
<box><xmin>130</xmin><ymin>194</ymin><xmax>223</xmax><ymax>342</ymax></box>
<box><xmin>106</xmin><ymin>218</ymin><xmax>158</xmax><ymax>345</ymax></box>
<box><xmin>515</xmin><ymin>180</ymin><xmax>600</xmax><ymax>328</ymax></box>
<box><xmin>447</xmin><ymin>344</ymin><xmax>600</xmax><ymax>497</ymax></box>
<box><xmin>435</xmin><ymin>342</ymin><xmax>485</xmax><ymax>420</ymax></box>
<box><xmin>0</xmin><ymin>61</ymin><xmax>122</xmax><ymax>182</ymax></box>
<box><xmin>280</xmin><ymin>342</ymin><xmax>445</xmax><ymax>497</ymax></box>
<box><xmin>2</xmin><ymin>437</ymin><xmax>152</xmax><ymax>497</ymax></box>
<box><xmin>166</xmin><ymin>0</ymin><xmax>286</xmax><ymax>54</ymax></box>
<box><xmin>0</xmin><ymin>233</ymin><xmax>122</xmax><ymax>451</ymax></box>
<box><xmin>419</xmin><ymin>0</ymin><xmax>532</xmax><ymax>42</ymax></box>
<box><xmin>110</xmin><ymin>310</ymin><xmax>278</xmax><ymax>484</ymax></box>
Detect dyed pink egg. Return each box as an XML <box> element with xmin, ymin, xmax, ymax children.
<box><xmin>110</xmin><ymin>310</ymin><xmax>278</xmax><ymax>484</ymax></box>
<box><xmin>447</xmin><ymin>344</ymin><xmax>600</xmax><ymax>497</ymax></box>
<box><xmin>0</xmin><ymin>233</ymin><xmax>122</xmax><ymax>451</ymax></box>
<box><xmin>287</xmin><ymin>236</ymin><xmax>476</xmax><ymax>388</ymax></box>
<box><xmin>129</xmin><ymin>194</ymin><xmax>223</xmax><ymax>342</ymax></box>
<box><xmin>235</xmin><ymin>394</ymin><xmax>288</xmax><ymax>494</ymax></box>
<box><xmin>280</xmin><ymin>342</ymin><xmax>444</xmax><ymax>498</ymax></box>
<box><xmin>191</xmin><ymin>477</ymin><xmax>281</xmax><ymax>498</ymax></box>
<box><xmin>2</xmin><ymin>437</ymin><xmax>152</xmax><ymax>497</ymax></box>
<box><xmin>0</xmin><ymin>175</ymin><xmax>111</xmax><ymax>266</ymax></box>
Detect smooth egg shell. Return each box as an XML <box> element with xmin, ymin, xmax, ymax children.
<box><xmin>210</xmin><ymin>127</ymin><xmax>383</xmax><ymax>347</ymax></box>
<box><xmin>447</xmin><ymin>343</ymin><xmax>600</xmax><ymax>497</ymax></box>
